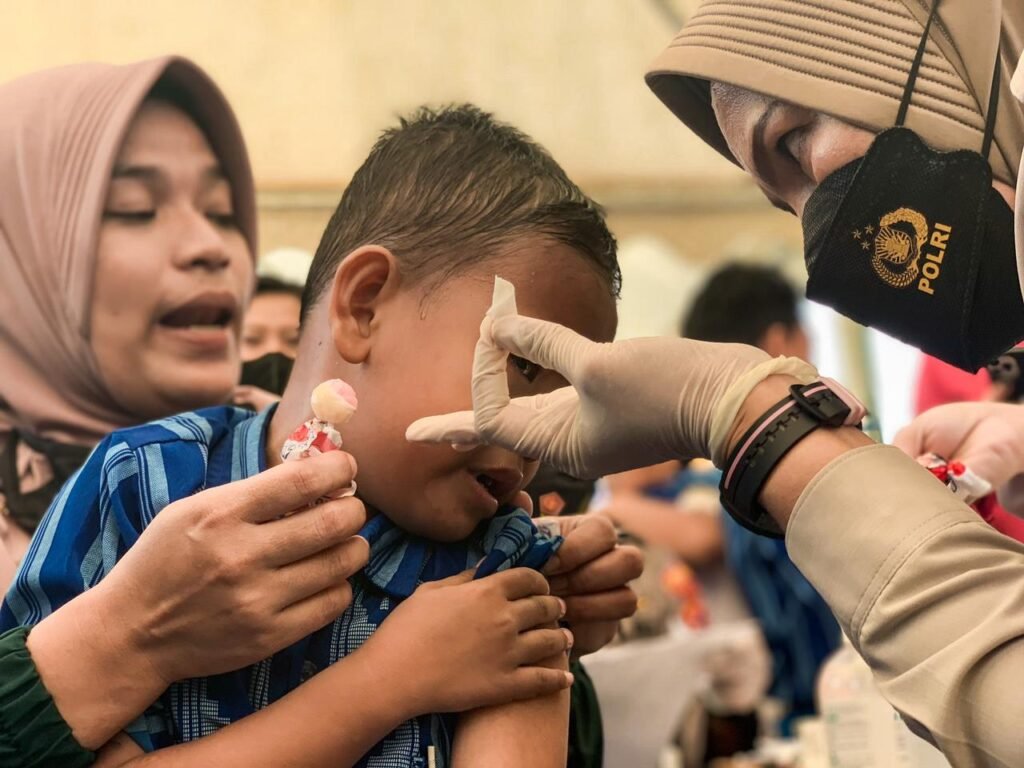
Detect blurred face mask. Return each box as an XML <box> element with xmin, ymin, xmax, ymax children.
<box><xmin>800</xmin><ymin>0</ymin><xmax>1022</xmax><ymax>372</ymax></box>
<box><xmin>239</xmin><ymin>351</ymin><xmax>293</xmax><ymax>396</ymax></box>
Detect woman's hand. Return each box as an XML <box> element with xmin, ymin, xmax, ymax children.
<box><xmin>106</xmin><ymin>450</ymin><xmax>368</xmax><ymax>682</ymax></box>
<box><xmin>511</xmin><ymin>494</ymin><xmax>642</xmax><ymax>659</ymax></box>
<box><xmin>362</xmin><ymin>568</ymin><xmax>574</xmax><ymax>718</ymax></box>
<box><xmin>407</xmin><ymin>295</ymin><xmax>813</xmax><ymax>477</ymax></box>
<box><xmin>538</xmin><ymin>514</ymin><xmax>642</xmax><ymax>658</ymax></box>
<box><xmin>27</xmin><ymin>451</ymin><xmax>368</xmax><ymax>748</ymax></box>
<box><xmin>894</xmin><ymin>401</ymin><xmax>1024</xmax><ymax>515</ymax></box>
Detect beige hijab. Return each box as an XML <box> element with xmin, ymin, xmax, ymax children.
<box><xmin>646</xmin><ymin>0</ymin><xmax>1024</xmax><ymax>185</ymax></box>
<box><xmin>0</xmin><ymin>56</ymin><xmax>257</xmax><ymax>447</ymax></box>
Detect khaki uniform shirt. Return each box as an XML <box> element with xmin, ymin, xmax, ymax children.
<box><xmin>787</xmin><ymin>444</ymin><xmax>1024</xmax><ymax>768</ymax></box>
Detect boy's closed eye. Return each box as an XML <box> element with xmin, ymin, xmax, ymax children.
<box><xmin>508</xmin><ymin>354</ymin><xmax>542</xmax><ymax>383</ymax></box>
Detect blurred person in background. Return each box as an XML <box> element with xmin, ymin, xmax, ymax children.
<box><xmin>239</xmin><ymin>246</ymin><xmax>312</xmax><ymax>364</ymax></box>
<box><xmin>240</xmin><ymin>276</ymin><xmax>303</xmax><ymax>361</ymax></box>
<box><xmin>680</xmin><ymin>264</ymin><xmax>840</xmax><ymax>732</ymax></box>
<box><xmin>603</xmin><ymin>264</ymin><xmax>836</xmax><ymax>762</ymax></box>
<box><xmin>233</xmin><ymin>262</ymin><xmax>307</xmax><ymax>411</ymax></box>
<box><xmin>914</xmin><ymin>355</ymin><xmax>994</xmax><ymax>415</ymax></box>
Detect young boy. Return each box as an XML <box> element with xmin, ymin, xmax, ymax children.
<box><xmin>4</xmin><ymin>105</ymin><xmax>621</xmax><ymax>767</ymax></box>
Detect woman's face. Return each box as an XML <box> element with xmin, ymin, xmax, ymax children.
<box><xmin>709</xmin><ymin>82</ymin><xmax>1016</xmax><ymax>216</ymax></box>
<box><xmin>90</xmin><ymin>100</ymin><xmax>253</xmax><ymax>419</ymax></box>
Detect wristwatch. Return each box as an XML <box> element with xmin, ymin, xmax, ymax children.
<box><xmin>719</xmin><ymin>379</ymin><xmax>866</xmax><ymax>538</ymax></box>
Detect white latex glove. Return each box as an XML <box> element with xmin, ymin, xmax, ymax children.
<box><xmin>407</xmin><ymin>278</ymin><xmax>816</xmax><ymax>477</ymax></box>
<box><xmin>893</xmin><ymin>401</ymin><xmax>1024</xmax><ymax>516</ymax></box>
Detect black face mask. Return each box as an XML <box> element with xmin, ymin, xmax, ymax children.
<box><xmin>800</xmin><ymin>0</ymin><xmax>1022</xmax><ymax>372</ymax></box>
<box><xmin>239</xmin><ymin>352</ymin><xmax>294</xmax><ymax>396</ymax></box>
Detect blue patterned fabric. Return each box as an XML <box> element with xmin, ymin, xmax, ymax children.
<box><xmin>0</xmin><ymin>405</ymin><xmax>561</xmax><ymax>767</ymax></box>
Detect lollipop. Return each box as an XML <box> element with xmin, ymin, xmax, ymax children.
<box><xmin>282</xmin><ymin>379</ymin><xmax>358</xmax><ymax>496</ymax></box>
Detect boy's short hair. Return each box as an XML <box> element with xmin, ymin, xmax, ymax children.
<box><xmin>302</xmin><ymin>105</ymin><xmax>620</xmax><ymax>318</ymax></box>
<box><xmin>682</xmin><ymin>263</ymin><xmax>800</xmax><ymax>346</ymax></box>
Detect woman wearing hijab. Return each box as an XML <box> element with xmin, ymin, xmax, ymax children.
<box><xmin>409</xmin><ymin>2</ymin><xmax>1024</xmax><ymax>764</ymax></box>
<box><xmin>0</xmin><ymin>57</ymin><xmax>370</xmax><ymax>766</ymax></box>
<box><xmin>0</xmin><ymin>55</ymin><xmax>256</xmax><ymax>583</ymax></box>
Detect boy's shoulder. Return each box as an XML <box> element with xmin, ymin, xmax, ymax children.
<box><xmin>75</xmin><ymin>405</ymin><xmax>267</xmax><ymax>524</ymax></box>
<box><xmin>105</xmin><ymin>405</ymin><xmax>256</xmax><ymax>452</ymax></box>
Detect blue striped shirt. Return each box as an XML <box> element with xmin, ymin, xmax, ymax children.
<box><xmin>0</xmin><ymin>405</ymin><xmax>559</xmax><ymax>767</ymax></box>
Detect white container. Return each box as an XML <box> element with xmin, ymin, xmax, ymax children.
<box><xmin>817</xmin><ymin>636</ymin><xmax>915</xmax><ymax>768</ymax></box>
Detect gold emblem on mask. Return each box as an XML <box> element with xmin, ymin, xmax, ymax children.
<box><xmin>869</xmin><ymin>208</ymin><xmax>928</xmax><ymax>288</ymax></box>
<box><xmin>853</xmin><ymin>209</ymin><xmax>951</xmax><ymax>296</ymax></box>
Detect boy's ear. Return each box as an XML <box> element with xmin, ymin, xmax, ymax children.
<box><xmin>328</xmin><ymin>245</ymin><xmax>401</xmax><ymax>364</ymax></box>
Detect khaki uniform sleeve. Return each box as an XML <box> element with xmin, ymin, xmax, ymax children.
<box><xmin>786</xmin><ymin>444</ymin><xmax>1024</xmax><ymax>768</ymax></box>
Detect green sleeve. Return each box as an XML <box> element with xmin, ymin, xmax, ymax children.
<box><xmin>567</xmin><ymin>659</ymin><xmax>603</xmax><ymax>768</ymax></box>
<box><xmin>0</xmin><ymin>626</ymin><xmax>95</xmax><ymax>767</ymax></box>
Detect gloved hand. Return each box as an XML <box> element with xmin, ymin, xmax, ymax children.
<box><xmin>407</xmin><ymin>278</ymin><xmax>816</xmax><ymax>477</ymax></box>
<box><xmin>893</xmin><ymin>401</ymin><xmax>1024</xmax><ymax>516</ymax></box>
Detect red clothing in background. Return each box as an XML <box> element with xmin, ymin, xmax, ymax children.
<box><xmin>974</xmin><ymin>496</ymin><xmax>1024</xmax><ymax>542</ymax></box>
<box><xmin>914</xmin><ymin>355</ymin><xmax>991</xmax><ymax>415</ymax></box>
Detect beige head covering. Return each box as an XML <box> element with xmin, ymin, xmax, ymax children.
<box><xmin>645</xmin><ymin>0</ymin><xmax>1024</xmax><ymax>185</ymax></box>
<box><xmin>0</xmin><ymin>56</ymin><xmax>257</xmax><ymax>445</ymax></box>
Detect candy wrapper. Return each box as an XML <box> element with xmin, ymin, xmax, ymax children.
<box><xmin>917</xmin><ymin>452</ymin><xmax>992</xmax><ymax>504</ymax></box>
<box><xmin>282</xmin><ymin>379</ymin><xmax>359</xmax><ymax>498</ymax></box>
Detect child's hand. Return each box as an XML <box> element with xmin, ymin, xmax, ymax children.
<box><xmin>361</xmin><ymin>568</ymin><xmax>574</xmax><ymax>718</ymax></box>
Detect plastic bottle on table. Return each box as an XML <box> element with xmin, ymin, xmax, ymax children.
<box><xmin>816</xmin><ymin>635</ymin><xmax>916</xmax><ymax>768</ymax></box>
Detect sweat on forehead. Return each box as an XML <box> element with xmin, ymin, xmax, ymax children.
<box><xmin>301</xmin><ymin>104</ymin><xmax>621</xmax><ymax>319</ymax></box>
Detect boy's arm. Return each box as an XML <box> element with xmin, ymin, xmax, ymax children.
<box><xmin>94</xmin><ymin>570</ymin><xmax>573</xmax><ymax>768</ymax></box>
<box><xmin>92</xmin><ymin>645</ymin><xmax>410</xmax><ymax>768</ymax></box>
<box><xmin>451</xmin><ymin>640</ymin><xmax>571</xmax><ymax>768</ymax></box>
<box><xmin>94</xmin><ymin>656</ymin><xmax>573</xmax><ymax>768</ymax></box>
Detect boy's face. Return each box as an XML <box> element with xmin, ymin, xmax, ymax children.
<box><xmin>341</xmin><ymin>241</ymin><xmax>617</xmax><ymax>541</ymax></box>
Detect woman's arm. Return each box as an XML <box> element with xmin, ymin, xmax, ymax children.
<box><xmin>736</xmin><ymin>376</ymin><xmax>1024</xmax><ymax>767</ymax></box>
<box><xmin>5</xmin><ymin>451</ymin><xmax>366</xmax><ymax>751</ymax></box>
<box><xmin>452</xmin><ymin>638</ymin><xmax>571</xmax><ymax>768</ymax></box>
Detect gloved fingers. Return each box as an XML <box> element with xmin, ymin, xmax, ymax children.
<box><xmin>490</xmin><ymin>314</ymin><xmax>596</xmax><ymax>386</ymax></box>
<box><xmin>478</xmin><ymin>394</ymin><xmax>573</xmax><ymax>462</ymax></box>
<box><xmin>892</xmin><ymin>402</ymin><xmax>985</xmax><ymax>463</ymax></box>
<box><xmin>406</xmin><ymin>390</ymin><xmax>575</xmax><ymax>455</ymax></box>
<box><xmin>405</xmin><ymin>409</ymin><xmax>480</xmax><ymax>447</ymax></box>
<box><xmin>472</xmin><ymin>313</ymin><xmax>514</xmax><ymax>428</ymax></box>
<box><xmin>471</xmin><ymin>277</ymin><xmax>524</xmax><ymax>430</ymax></box>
